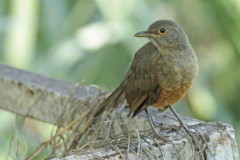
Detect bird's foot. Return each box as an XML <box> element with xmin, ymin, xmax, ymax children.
<box><xmin>151</xmin><ymin>126</ymin><xmax>172</xmax><ymax>142</ymax></box>
<box><xmin>168</xmin><ymin>106</ymin><xmax>197</xmax><ymax>139</ymax></box>
<box><xmin>168</xmin><ymin>106</ymin><xmax>208</xmax><ymax>159</ymax></box>
<box><xmin>145</xmin><ymin>110</ymin><xmax>171</xmax><ymax>142</ymax></box>
<box><xmin>159</xmin><ymin>123</ymin><xmax>184</xmax><ymax>133</ymax></box>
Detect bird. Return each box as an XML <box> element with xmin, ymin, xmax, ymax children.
<box><xmin>97</xmin><ymin>19</ymin><xmax>198</xmax><ymax>139</ymax></box>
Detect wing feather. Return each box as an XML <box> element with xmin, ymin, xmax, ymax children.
<box><xmin>124</xmin><ymin>42</ymin><xmax>162</xmax><ymax>116</ymax></box>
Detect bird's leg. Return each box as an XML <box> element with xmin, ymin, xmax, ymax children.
<box><xmin>168</xmin><ymin>106</ymin><xmax>192</xmax><ymax>134</ymax></box>
<box><xmin>168</xmin><ymin>106</ymin><xmax>201</xmax><ymax>151</ymax></box>
<box><xmin>145</xmin><ymin>109</ymin><xmax>170</xmax><ymax>142</ymax></box>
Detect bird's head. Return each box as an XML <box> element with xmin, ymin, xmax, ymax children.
<box><xmin>135</xmin><ymin>20</ymin><xmax>190</xmax><ymax>49</ymax></box>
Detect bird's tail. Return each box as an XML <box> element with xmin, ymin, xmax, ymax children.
<box><xmin>95</xmin><ymin>82</ymin><xmax>125</xmax><ymax>116</ymax></box>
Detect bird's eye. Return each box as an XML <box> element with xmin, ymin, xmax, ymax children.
<box><xmin>159</xmin><ymin>27</ymin><xmax>166</xmax><ymax>34</ymax></box>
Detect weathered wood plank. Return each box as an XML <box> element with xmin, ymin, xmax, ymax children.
<box><xmin>0</xmin><ymin>63</ymin><xmax>104</xmax><ymax>125</ymax></box>
<box><xmin>50</xmin><ymin>115</ymin><xmax>239</xmax><ymax>160</ymax></box>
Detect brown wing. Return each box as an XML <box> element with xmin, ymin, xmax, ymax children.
<box><xmin>124</xmin><ymin>42</ymin><xmax>162</xmax><ymax>117</ymax></box>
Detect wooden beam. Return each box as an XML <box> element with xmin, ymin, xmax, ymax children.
<box><xmin>51</xmin><ymin>121</ymin><xmax>239</xmax><ymax>160</ymax></box>
<box><xmin>0</xmin><ymin>63</ymin><xmax>105</xmax><ymax>125</ymax></box>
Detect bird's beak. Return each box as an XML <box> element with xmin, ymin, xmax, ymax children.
<box><xmin>134</xmin><ymin>31</ymin><xmax>156</xmax><ymax>38</ymax></box>
<box><xmin>134</xmin><ymin>31</ymin><xmax>151</xmax><ymax>37</ymax></box>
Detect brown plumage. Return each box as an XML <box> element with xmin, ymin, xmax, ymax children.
<box><xmin>99</xmin><ymin>20</ymin><xmax>198</xmax><ymax>118</ymax></box>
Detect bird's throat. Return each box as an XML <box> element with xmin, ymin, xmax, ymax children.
<box><xmin>149</xmin><ymin>38</ymin><xmax>163</xmax><ymax>51</ymax></box>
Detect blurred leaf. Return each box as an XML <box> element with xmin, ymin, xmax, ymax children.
<box><xmin>69</xmin><ymin>43</ymin><xmax>131</xmax><ymax>88</ymax></box>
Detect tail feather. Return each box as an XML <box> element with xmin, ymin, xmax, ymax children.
<box><xmin>95</xmin><ymin>82</ymin><xmax>125</xmax><ymax>116</ymax></box>
<box><xmin>132</xmin><ymin>96</ymin><xmax>150</xmax><ymax>118</ymax></box>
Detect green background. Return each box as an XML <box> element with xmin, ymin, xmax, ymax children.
<box><xmin>0</xmin><ymin>0</ymin><xmax>239</xmax><ymax>159</ymax></box>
